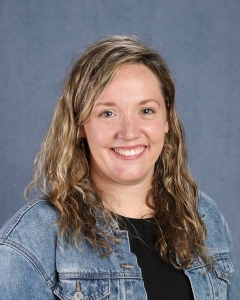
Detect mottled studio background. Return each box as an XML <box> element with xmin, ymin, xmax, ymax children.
<box><xmin>0</xmin><ymin>1</ymin><xmax>239</xmax><ymax>269</ymax></box>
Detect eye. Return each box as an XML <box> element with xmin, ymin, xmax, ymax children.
<box><xmin>99</xmin><ymin>110</ymin><xmax>115</xmax><ymax>118</ymax></box>
<box><xmin>141</xmin><ymin>108</ymin><xmax>155</xmax><ymax>115</ymax></box>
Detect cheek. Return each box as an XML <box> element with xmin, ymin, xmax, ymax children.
<box><xmin>83</xmin><ymin>123</ymin><xmax>102</xmax><ymax>147</ymax></box>
<box><xmin>85</xmin><ymin>122</ymin><xmax>117</xmax><ymax>147</ymax></box>
<box><xmin>146</xmin><ymin>121</ymin><xmax>166</xmax><ymax>139</ymax></box>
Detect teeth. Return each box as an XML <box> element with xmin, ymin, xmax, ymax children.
<box><xmin>113</xmin><ymin>147</ymin><xmax>145</xmax><ymax>157</ymax></box>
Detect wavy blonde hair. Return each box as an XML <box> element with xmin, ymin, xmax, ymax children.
<box><xmin>25</xmin><ymin>36</ymin><xmax>209</xmax><ymax>269</ymax></box>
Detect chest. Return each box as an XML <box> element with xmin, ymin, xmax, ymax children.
<box><xmin>53</xmin><ymin>230</ymin><xmax>233</xmax><ymax>300</ymax></box>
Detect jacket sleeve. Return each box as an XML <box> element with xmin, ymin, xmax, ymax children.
<box><xmin>0</xmin><ymin>244</ymin><xmax>57</xmax><ymax>299</ymax></box>
<box><xmin>223</xmin><ymin>216</ymin><xmax>240</xmax><ymax>299</ymax></box>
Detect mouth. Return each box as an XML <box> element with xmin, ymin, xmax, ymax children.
<box><xmin>112</xmin><ymin>146</ymin><xmax>146</xmax><ymax>157</ymax></box>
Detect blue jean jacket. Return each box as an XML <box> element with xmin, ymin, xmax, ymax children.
<box><xmin>0</xmin><ymin>192</ymin><xmax>239</xmax><ymax>299</ymax></box>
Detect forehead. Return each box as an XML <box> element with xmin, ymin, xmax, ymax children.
<box><xmin>95</xmin><ymin>63</ymin><xmax>162</xmax><ymax>102</ymax></box>
<box><xmin>110</xmin><ymin>63</ymin><xmax>160</xmax><ymax>84</ymax></box>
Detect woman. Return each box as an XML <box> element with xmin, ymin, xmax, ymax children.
<box><xmin>0</xmin><ymin>36</ymin><xmax>239</xmax><ymax>299</ymax></box>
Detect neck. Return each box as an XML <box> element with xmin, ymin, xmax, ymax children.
<box><xmin>91</xmin><ymin>173</ymin><xmax>155</xmax><ymax>219</ymax></box>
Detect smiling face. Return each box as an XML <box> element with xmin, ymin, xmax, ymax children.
<box><xmin>82</xmin><ymin>63</ymin><xmax>169</xmax><ymax>189</ymax></box>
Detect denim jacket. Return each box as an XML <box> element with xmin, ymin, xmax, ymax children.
<box><xmin>0</xmin><ymin>192</ymin><xmax>239</xmax><ymax>299</ymax></box>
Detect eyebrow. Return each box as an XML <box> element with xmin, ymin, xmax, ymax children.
<box><xmin>95</xmin><ymin>99</ymin><xmax>161</xmax><ymax>107</ymax></box>
<box><xmin>95</xmin><ymin>102</ymin><xmax>117</xmax><ymax>107</ymax></box>
<box><xmin>139</xmin><ymin>99</ymin><xmax>161</xmax><ymax>106</ymax></box>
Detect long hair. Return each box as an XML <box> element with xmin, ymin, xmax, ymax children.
<box><xmin>25</xmin><ymin>36</ymin><xmax>209</xmax><ymax>269</ymax></box>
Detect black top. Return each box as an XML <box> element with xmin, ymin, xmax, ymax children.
<box><xmin>118</xmin><ymin>216</ymin><xmax>194</xmax><ymax>300</ymax></box>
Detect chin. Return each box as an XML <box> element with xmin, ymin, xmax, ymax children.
<box><xmin>113</xmin><ymin>173</ymin><xmax>150</xmax><ymax>185</ymax></box>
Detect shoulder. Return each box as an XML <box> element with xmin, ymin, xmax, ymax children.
<box><xmin>197</xmin><ymin>191</ymin><xmax>230</xmax><ymax>254</ymax></box>
<box><xmin>0</xmin><ymin>199</ymin><xmax>59</xmax><ymax>284</ymax></box>
<box><xmin>0</xmin><ymin>200</ymin><xmax>60</xmax><ymax>295</ymax></box>
<box><xmin>187</xmin><ymin>192</ymin><xmax>240</xmax><ymax>298</ymax></box>
<box><xmin>197</xmin><ymin>191</ymin><xmax>222</xmax><ymax>219</ymax></box>
<box><xmin>0</xmin><ymin>199</ymin><xmax>59</xmax><ymax>242</ymax></box>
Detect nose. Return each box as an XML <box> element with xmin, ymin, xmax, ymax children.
<box><xmin>117</xmin><ymin>114</ymin><xmax>141</xmax><ymax>141</ymax></box>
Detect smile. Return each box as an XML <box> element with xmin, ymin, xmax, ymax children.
<box><xmin>112</xmin><ymin>147</ymin><xmax>145</xmax><ymax>157</ymax></box>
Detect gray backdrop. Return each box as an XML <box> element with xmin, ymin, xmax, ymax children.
<box><xmin>1</xmin><ymin>0</ymin><xmax>239</xmax><ymax>269</ymax></box>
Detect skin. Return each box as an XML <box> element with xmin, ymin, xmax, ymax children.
<box><xmin>82</xmin><ymin>63</ymin><xmax>168</xmax><ymax>217</ymax></box>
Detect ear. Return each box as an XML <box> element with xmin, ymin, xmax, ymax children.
<box><xmin>79</xmin><ymin>125</ymin><xmax>86</xmax><ymax>138</ymax></box>
<box><xmin>165</xmin><ymin>120</ymin><xmax>169</xmax><ymax>134</ymax></box>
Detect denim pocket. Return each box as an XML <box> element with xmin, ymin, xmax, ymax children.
<box><xmin>54</xmin><ymin>276</ymin><xmax>110</xmax><ymax>300</ymax></box>
<box><xmin>186</xmin><ymin>254</ymin><xmax>234</xmax><ymax>300</ymax></box>
<box><xmin>213</xmin><ymin>256</ymin><xmax>234</xmax><ymax>297</ymax></box>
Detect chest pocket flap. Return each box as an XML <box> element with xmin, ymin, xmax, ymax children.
<box><xmin>187</xmin><ymin>253</ymin><xmax>234</xmax><ymax>300</ymax></box>
<box><xmin>54</xmin><ymin>275</ymin><xmax>110</xmax><ymax>300</ymax></box>
<box><xmin>213</xmin><ymin>256</ymin><xmax>234</xmax><ymax>283</ymax></box>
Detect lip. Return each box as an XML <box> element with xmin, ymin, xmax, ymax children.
<box><xmin>110</xmin><ymin>146</ymin><xmax>146</xmax><ymax>159</ymax></box>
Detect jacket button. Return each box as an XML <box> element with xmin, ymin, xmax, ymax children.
<box><xmin>74</xmin><ymin>282</ymin><xmax>83</xmax><ymax>299</ymax></box>
<box><xmin>74</xmin><ymin>291</ymin><xmax>83</xmax><ymax>300</ymax></box>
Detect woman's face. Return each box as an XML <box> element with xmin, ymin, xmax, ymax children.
<box><xmin>82</xmin><ymin>63</ymin><xmax>168</xmax><ymax>188</ymax></box>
